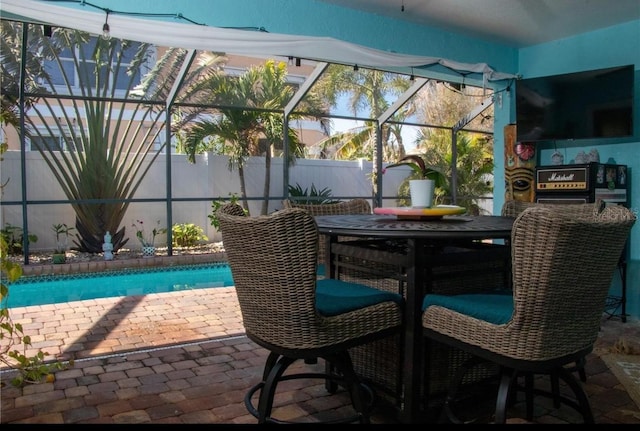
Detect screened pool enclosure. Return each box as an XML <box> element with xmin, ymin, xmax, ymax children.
<box><xmin>0</xmin><ymin>3</ymin><xmax>517</xmax><ymax>261</ymax></box>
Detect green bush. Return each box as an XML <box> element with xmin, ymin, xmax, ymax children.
<box><xmin>0</xmin><ymin>223</ymin><xmax>38</xmax><ymax>256</ymax></box>
<box><xmin>171</xmin><ymin>223</ymin><xmax>208</xmax><ymax>247</ymax></box>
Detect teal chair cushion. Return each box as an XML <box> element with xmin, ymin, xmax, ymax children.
<box><xmin>422</xmin><ymin>292</ymin><xmax>513</xmax><ymax>325</ymax></box>
<box><xmin>316</xmin><ymin>278</ymin><xmax>403</xmax><ymax>317</ymax></box>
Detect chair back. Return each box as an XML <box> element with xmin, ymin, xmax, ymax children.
<box><xmin>217</xmin><ymin>202</ymin><xmax>247</xmax><ymax>217</ymax></box>
<box><xmin>509</xmin><ymin>204</ymin><xmax>635</xmax><ymax>358</ymax></box>
<box><xmin>501</xmin><ymin>199</ymin><xmax>602</xmax><ymax>218</ymax></box>
<box><xmin>282</xmin><ymin>198</ymin><xmax>371</xmax><ymax>215</ymax></box>
<box><xmin>217</xmin><ymin>204</ymin><xmax>324</xmax><ymax>347</ymax></box>
<box><xmin>282</xmin><ymin>199</ymin><xmax>372</xmax><ymax>270</ymax></box>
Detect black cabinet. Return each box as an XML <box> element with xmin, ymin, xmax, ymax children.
<box><xmin>535</xmin><ymin>162</ymin><xmax>630</xmax><ymax>322</ymax></box>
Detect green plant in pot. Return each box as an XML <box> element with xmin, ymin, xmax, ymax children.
<box><xmin>382</xmin><ymin>155</ymin><xmax>447</xmax><ymax>208</ymax></box>
<box><xmin>132</xmin><ymin>219</ymin><xmax>166</xmax><ymax>257</ymax></box>
<box><xmin>51</xmin><ymin>223</ymin><xmax>75</xmax><ymax>264</ymax></box>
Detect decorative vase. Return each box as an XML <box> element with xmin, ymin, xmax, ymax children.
<box><xmin>409</xmin><ymin>179</ymin><xmax>435</xmax><ymax>208</ymax></box>
<box><xmin>142</xmin><ymin>246</ymin><xmax>155</xmax><ymax>257</ymax></box>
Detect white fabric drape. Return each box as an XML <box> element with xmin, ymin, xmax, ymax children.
<box><xmin>1</xmin><ymin>0</ymin><xmax>517</xmax><ymax>82</ymax></box>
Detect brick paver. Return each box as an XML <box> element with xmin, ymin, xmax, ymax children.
<box><xmin>1</xmin><ymin>265</ymin><xmax>639</xmax><ymax>424</ymax></box>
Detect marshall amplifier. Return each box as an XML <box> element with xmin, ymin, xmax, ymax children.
<box><xmin>535</xmin><ymin>162</ymin><xmax>628</xmax><ymax>205</ymax></box>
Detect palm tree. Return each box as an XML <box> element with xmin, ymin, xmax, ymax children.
<box><xmin>180</xmin><ymin>60</ymin><xmax>309</xmax><ymax>215</ymax></box>
<box><xmin>411</xmin><ymin>82</ymin><xmax>495</xmax><ymax>212</ymax></box>
<box><xmin>310</xmin><ymin>65</ymin><xmax>414</xmax><ymax>198</ymax></box>
<box><xmin>0</xmin><ymin>21</ymin><xmax>45</xmax><ymax>130</ymax></box>
<box><xmin>446</xmin><ymin>134</ymin><xmax>494</xmax><ymax>214</ymax></box>
<box><xmin>413</xmin><ymin>132</ymin><xmax>494</xmax><ymax>213</ymax></box>
<box><xmin>312</xmin><ymin>65</ymin><xmax>413</xmax><ymax>160</ymax></box>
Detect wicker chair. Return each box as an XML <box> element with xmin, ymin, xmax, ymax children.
<box><xmin>422</xmin><ymin>204</ymin><xmax>636</xmax><ymax>423</ymax></box>
<box><xmin>217</xmin><ymin>203</ymin><xmax>403</xmax><ymax>424</ymax></box>
<box><xmin>282</xmin><ymin>198</ymin><xmax>372</xmax><ymax>215</ymax></box>
<box><xmin>500</xmin><ymin>199</ymin><xmax>603</xmax><ymax>218</ymax></box>
<box><xmin>282</xmin><ymin>199</ymin><xmax>372</xmax><ymax>276</ymax></box>
<box><xmin>501</xmin><ymin>200</ymin><xmax>604</xmax><ymax>388</ymax></box>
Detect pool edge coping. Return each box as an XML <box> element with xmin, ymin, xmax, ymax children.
<box><xmin>18</xmin><ymin>252</ymin><xmax>228</xmax><ymax>277</ymax></box>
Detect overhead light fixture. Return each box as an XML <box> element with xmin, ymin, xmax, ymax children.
<box><xmin>288</xmin><ymin>56</ymin><xmax>293</xmax><ymax>66</ymax></box>
<box><xmin>43</xmin><ymin>25</ymin><xmax>52</xmax><ymax>37</ymax></box>
<box><xmin>295</xmin><ymin>57</ymin><xmax>301</xmax><ymax>67</ymax></box>
<box><xmin>410</xmin><ymin>67</ymin><xmax>415</xmax><ymax>81</ymax></box>
<box><xmin>353</xmin><ymin>65</ymin><xmax>359</xmax><ymax>72</ymax></box>
<box><xmin>102</xmin><ymin>10</ymin><xmax>111</xmax><ymax>40</ymax></box>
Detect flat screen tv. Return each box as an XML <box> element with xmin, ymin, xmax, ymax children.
<box><xmin>516</xmin><ymin>65</ymin><xmax>634</xmax><ymax>142</ymax></box>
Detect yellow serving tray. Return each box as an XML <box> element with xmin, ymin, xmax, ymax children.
<box><xmin>373</xmin><ymin>205</ymin><xmax>467</xmax><ymax>220</ymax></box>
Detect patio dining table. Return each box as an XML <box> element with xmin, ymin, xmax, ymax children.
<box><xmin>314</xmin><ymin>213</ymin><xmax>515</xmax><ymax>423</ymax></box>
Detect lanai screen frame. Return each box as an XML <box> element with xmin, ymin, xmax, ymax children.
<box><xmin>1</xmin><ymin>15</ymin><xmax>508</xmax><ymax>262</ymax></box>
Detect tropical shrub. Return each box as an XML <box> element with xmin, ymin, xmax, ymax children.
<box><xmin>209</xmin><ymin>193</ymin><xmax>245</xmax><ymax>231</ymax></box>
<box><xmin>287</xmin><ymin>183</ymin><xmax>339</xmax><ymax>205</ymax></box>
<box><xmin>0</xmin><ymin>224</ymin><xmax>38</xmax><ymax>256</ymax></box>
<box><xmin>171</xmin><ymin>223</ymin><xmax>208</xmax><ymax>247</ymax></box>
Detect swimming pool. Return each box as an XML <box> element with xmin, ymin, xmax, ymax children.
<box><xmin>2</xmin><ymin>263</ymin><xmax>234</xmax><ymax>308</ymax></box>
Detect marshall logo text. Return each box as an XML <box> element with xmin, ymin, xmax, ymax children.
<box><xmin>548</xmin><ymin>173</ymin><xmax>575</xmax><ymax>182</ymax></box>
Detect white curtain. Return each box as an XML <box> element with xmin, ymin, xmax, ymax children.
<box><xmin>1</xmin><ymin>0</ymin><xmax>517</xmax><ymax>82</ymax></box>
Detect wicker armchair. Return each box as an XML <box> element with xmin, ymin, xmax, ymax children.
<box><xmin>422</xmin><ymin>204</ymin><xmax>636</xmax><ymax>423</ymax></box>
<box><xmin>501</xmin><ymin>199</ymin><xmax>606</xmax><ymax>386</ymax></box>
<box><xmin>282</xmin><ymin>199</ymin><xmax>372</xmax><ymax>275</ymax></box>
<box><xmin>217</xmin><ymin>203</ymin><xmax>403</xmax><ymax>424</ymax></box>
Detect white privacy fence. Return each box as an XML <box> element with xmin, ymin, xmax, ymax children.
<box><xmin>1</xmin><ymin>151</ymin><xmax>417</xmax><ymax>251</ymax></box>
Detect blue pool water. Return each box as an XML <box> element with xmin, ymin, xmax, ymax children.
<box><xmin>2</xmin><ymin>263</ymin><xmax>234</xmax><ymax>308</ymax></box>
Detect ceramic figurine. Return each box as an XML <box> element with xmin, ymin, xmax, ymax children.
<box><xmin>587</xmin><ymin>148</ymin><xmax>600</xmax><ymax>163</ymax></box>
<box><xmin>574</xmin><ymin>151</ymin><xmax>588</xmax><ymax>164</ymax></box>
<box><xmin>103</xmin><ymin>231</ymin><xmax>114</xmax><ymax>260</ymax></box>
<box><xmin>551</xmin><ymin>151</ymin><xmax>564</xmax><ymax>165</ymax></box>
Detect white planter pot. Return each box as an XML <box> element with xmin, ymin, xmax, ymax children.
<box><xmin>409</xmin><ymin>179</ymin><xmax>435</xmax><ymax>208</ymax></box>
<box><xmin>142</xmin><ymin>246</ymin><xmax>156</xmax><ymax>257</ymax></box>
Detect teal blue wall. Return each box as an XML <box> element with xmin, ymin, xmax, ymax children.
<box><xmin>33</xmin><ymin>0</ymin><xmax>640</xmax><ymax>319</ymax></box>
<box><xmin>514</xmin><ymin>20</ymin><xmax>640</xmax><ymax>319</ymax></box>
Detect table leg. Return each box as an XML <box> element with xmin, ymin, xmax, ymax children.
<box><xmin>327</xmin><ymin>235</ymin><xmax>337</xmax><ymax>279</ymax></box>
<box><xmin>325</xmin><ymin>235</ymin><xmax>339</xmax><ymax>393</ymax></box>
<box><xmin>399</xmin><ymin>238</ymin><xmax>426</xmax><ymax>423</ymax></box>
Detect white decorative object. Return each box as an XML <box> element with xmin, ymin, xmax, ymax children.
<box><xmin>102</xmin><ymin>231</ymin><xmax>114</xmax><ymax>261</ymax></box>
<box><xmin>409</xmin><ymin>179</ymin><xmax>435</xmax><ymax>208</ymax></box>
<box><xmin>587</xmin><ymin>148</ymin><xmax>600</xmax><ymax>163</ymax></box>
<box><xmin>551</xmin><ymin>151</ymin><xmax>564</xmax><ymax>165</ymax></box>
<box><xmin>574</xmin><ymin>151</ymin><xmax>588</xmax><ymax>164</ymax></box>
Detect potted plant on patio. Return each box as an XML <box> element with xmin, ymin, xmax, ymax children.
<box><xmin>132</xmin><ymin>219</ymin><xmax>166</xmax><ymax>257</ymax></box>
<box><xmin>51</xmin><ymin>223</ymin><xmax>75</xmax><ymax>264</ymax></box>
<box><xmin>382</xmin><ymin>154</ymin><xmax>446</xmax><ymax>208</ymax></box>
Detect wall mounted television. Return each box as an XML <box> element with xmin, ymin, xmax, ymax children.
<box><xmin>516</xmin><ymin>65</ymin><xmax>634</xmax><ymax>142</ymax></box>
